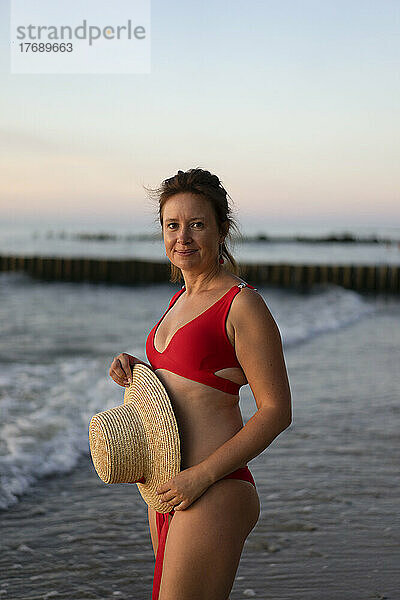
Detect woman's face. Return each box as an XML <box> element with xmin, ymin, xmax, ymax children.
<box><xmin>161</xmin><ymin>192</ymin><xmax>223</xmax><ymax>273</ymax></box>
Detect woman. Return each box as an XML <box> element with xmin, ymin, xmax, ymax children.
<box><xmin>109</xmin><ymin>168</ymin><xmax>292</xmax><ymax>600</ymax></box>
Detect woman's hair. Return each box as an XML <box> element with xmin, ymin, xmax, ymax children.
<box><xmin>145</xmin><ymin>168</ymin><xmax>243</xmax><ymax>283</ymax></box>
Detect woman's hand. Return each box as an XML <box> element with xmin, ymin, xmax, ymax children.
<box><xmin>109</xmin><ymin>353</ymin><xmax>151</xmax><ymax>387</ymax></box>
<box><xmin>156</xmin><ymin>464</ymin><xmax>213</xmax><ymax>511</ymax></box>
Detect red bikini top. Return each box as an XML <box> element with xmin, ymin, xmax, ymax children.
<box><xmin>145</xmin><ymin>282</ymin><xmax>258</xmax><ymax>395</ymax></box>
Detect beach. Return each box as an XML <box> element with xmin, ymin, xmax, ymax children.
<box><xmin>2</xmin><ymin>0</ymin><xmax>400</xmax><ymax>595</ymax></box>
<box><xmin>1</xmin><ymin>271</ymin><xmax>399</xmax><ymax>599</ymax></box>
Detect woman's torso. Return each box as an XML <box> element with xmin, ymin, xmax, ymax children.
<box><xmin>146</xmin><ymin>275</ymin><xmax>255</xmax><ymax>470</ymax></box>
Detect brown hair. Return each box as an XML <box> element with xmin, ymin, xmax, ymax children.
<box><xmin>145</xmin><ymin>168</ymin><xmax>243</xmax><ymax>283</ymax></box>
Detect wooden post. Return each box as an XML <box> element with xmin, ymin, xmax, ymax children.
<box><xmin>0</xmin><ymin>254</ymin><xmax>399</xmax><ymax>293</ymax></box>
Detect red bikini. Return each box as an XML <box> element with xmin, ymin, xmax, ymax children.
<box><xmin>146</xmin><ymin>281</ymin><xmax>258</xmax><ymax>395</ymax></box>
<box><xmin>145</xmin><ymin>281</ymin><xmax>258</xmax><ymax>600</ymax></box>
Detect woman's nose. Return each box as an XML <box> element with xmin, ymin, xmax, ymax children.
<box><xmin>176</xmin><ymin>227</ymin><xmax>192</xmax><ymax>243</ymax></box>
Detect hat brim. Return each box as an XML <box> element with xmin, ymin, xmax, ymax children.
<box><xmin>124</xmin><ymin>363</ymin><xmax>181</xmax><ymax>513</ymax></box>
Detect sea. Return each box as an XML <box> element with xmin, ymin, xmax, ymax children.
<box><xmin>0</xmin><ymin>219</ymin><xmax>399</xmax><ymax>599</ymax></box>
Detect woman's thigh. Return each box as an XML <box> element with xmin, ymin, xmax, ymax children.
<box><xmin>148</xmin><ymin>505</ymin><xmax>158</xmax><ymax>558</ymax></box>
<box><xmin>158</xmin><ymin>478</ymin><xmax>260</xmax><ymax>600</ymax></box>
<box><xmin>148</xmin><ymin>504</ymin><xmax>173</xmax><ymax>559</ymax></box>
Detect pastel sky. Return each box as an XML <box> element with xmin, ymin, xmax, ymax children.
<box><xmin>0</xmin><ymin>0</ymin><xmax>399</xmax><ymax>232</ymax></box>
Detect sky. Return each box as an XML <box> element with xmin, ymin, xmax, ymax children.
<box><xmin>0</xmin><ymin>0</ymin><xmax>399</xmax><ymax>234</ymax></box>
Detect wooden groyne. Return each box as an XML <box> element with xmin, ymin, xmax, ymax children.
<box><xmin>0</xmin><ymin>255</ymin><xmax>399</xmax><ymax>294</ymax></box>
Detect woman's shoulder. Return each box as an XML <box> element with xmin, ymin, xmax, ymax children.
<box><xmin>216</xmin><ymin>274</ymin><xmax>256</xmax><ymax>292</ymax></box>
<box><xmin>229</xmin><ymin>282</ymin><xmax>279</xmax><ymax>335</ymax></box>
<box><xmin>222</xmin><ymin>275</ymin><xmax>260</xmax><ymax>296</ymax></box>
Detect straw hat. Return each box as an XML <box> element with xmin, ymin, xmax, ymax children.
<box><xmin>89</xmin><ymin>362</ymin><xmax>181</xmax><ymax>513</ymax></box>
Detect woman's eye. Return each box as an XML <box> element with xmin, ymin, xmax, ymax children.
<box><xmin>167</xmin><ymin>222</ymin><xmax>203</xmax><ymax>229</ymax></box>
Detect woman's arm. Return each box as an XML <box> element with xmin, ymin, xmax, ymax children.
<box><xmin>196</xmin><ymin>288</ymin><xmax>292</xmax><ymax>485</ymax></box>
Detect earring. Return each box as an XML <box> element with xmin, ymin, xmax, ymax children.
<box><xmin>218</xmin><ymin>242</ymin><xmax>224</xmax><ymax>264</ymax></box>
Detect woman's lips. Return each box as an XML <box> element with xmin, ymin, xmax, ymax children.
<box><xmin>175</xmin><ymin>250</ymin><xmax>197</xmax><ymax>255</ymax></box>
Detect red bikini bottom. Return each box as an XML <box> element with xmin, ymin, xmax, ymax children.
<box><xmin>151</xmin><ymin>465</ymin><xmax>256</xmax><ymax>600</ymax></box>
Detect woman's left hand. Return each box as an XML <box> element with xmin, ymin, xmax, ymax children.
<box><xmin>156</xmin><ymin>464</ymin><xmax>213</xmax><ymax>511</ymax></box>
